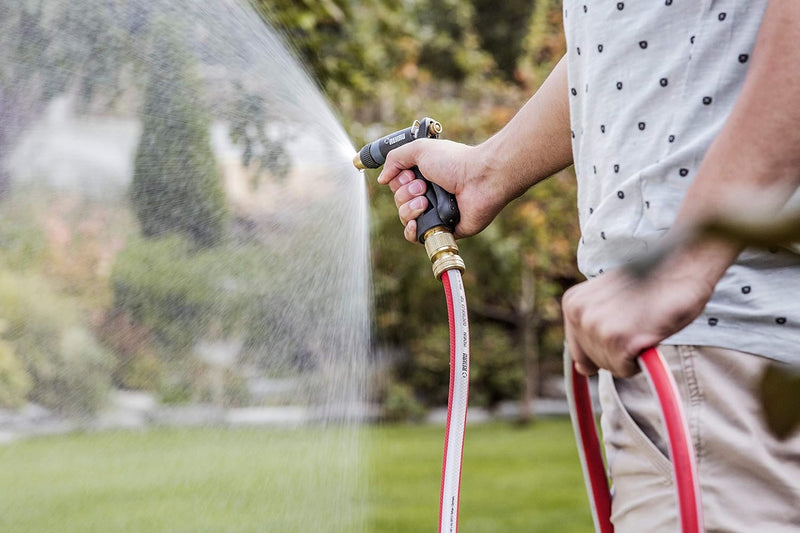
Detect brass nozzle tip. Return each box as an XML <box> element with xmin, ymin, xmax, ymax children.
<box><xmin>429</xmin><ymin>121</ymin><xmax>442</xmax><ymax>136</ymax></box>
<box><xmin>353</xmin><ymin>153</ymin><xmax>365</xmax><ymax>170</ymax></box>
<box><xmin>423</xmin><ymin>227</ymin><xmax>465</xmax><ymax>280</ymax></box>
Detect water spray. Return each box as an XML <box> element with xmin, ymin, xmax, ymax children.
<box><xmin>354</xmin><ymin>117</ymin><xmax>469</xmax><ymax>533</ymax></box>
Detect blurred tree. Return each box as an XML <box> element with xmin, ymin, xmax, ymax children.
<box><xmin>471</xmin><ymin>0</ymin><xmax>537</xmax><ymax>80</ymax></box>
<box><xmin>131</xmin><ymin>21</ymin><xmax>227</xmax><ymax>248</ymax></box>
<box><xmin>0</xmin><ymin>0</ymin><xmax>132</xmax><ymax>195</ymax></box>
<box><xmin>228</xmin><ymin>85</ymin><xmax>291</xmax><ymax>185</ymax></box>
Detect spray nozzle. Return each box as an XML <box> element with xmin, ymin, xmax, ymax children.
<box><xmin>353</xmin><ymin>117</ymin><xmax>463</xmax><ymax>278</ymax></box>
<box><xmin>353</xmin><ymin>118</ymin><xmax>442</xmax><ymax>170</ymax></box>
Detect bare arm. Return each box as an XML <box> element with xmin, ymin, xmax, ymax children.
<box><xmin>378</xmin><ymin>56</ymin><xmax>573</xmax><ymax>242</ymax></box>
<box><xmin>565</xmin><ymin>0</ymin><xmax>800</xmax><ymax>377</ymax></box>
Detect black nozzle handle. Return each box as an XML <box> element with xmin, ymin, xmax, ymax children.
<box><xmin>413</xmin><ymin>167</ymin><xmax>460</xmax><ymax>243</ymax></box>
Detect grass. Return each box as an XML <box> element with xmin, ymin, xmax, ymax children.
<box><xmin>0</xmin><ymin>419</ymin><xmax>592</xmax><ymax>532</ymax></box>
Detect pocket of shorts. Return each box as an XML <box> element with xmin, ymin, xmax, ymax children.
<box><xmin>599</xmin><ymin>371</ymin><xmax>674</xmax><ymax>482</ymax></box>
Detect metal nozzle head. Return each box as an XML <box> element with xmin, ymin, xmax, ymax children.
<box><xmin>353</xmin><ymin>152</ymin><xmax>365</xmax><ymax>170</ymax></box>
<box><xmin>423</xmin><ymin>227</ymin><xmax>465</xmax><ymax>280</ymax></box>
<box><xmin>428</xmin><ymin>120</ymin><xmax>442</xmax><ymax>136</ymax></box>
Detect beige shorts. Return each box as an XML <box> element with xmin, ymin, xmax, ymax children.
<box><xmin>599</xmin><ymin>345</ymin><xmax>800</xmax><ymax>532</ymax></box>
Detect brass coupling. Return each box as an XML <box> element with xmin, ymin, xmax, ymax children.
<box><xmin>423</xmin><ymin>227</ymin><xmax>465</xmax><ymax>280</ymax></box>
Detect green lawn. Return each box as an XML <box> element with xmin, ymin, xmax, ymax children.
<box><xmin>0</xmin><ymin>419</ymin><xmax>592</xmax><ymax>532</ymax></box>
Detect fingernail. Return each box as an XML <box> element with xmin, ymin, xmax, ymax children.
<box><xmin>398</xmin><ymin>173</ymin><xmax>411</xmax><ymax>186</ymax></box>
<box><xmin>408</xmin><ymin>181</ymin><xmax>423</xmax><ymax>194</ymax></box>
<box><xmin>411</xmin><ymin>197</ymin><xmax>425</xmax><ymax>210</ymax></box>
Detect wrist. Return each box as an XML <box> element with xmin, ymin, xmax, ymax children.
<box><xmin>661</xmin><ymin>237</ymin><xmax>740</xmax><ymax>299</ymax></box>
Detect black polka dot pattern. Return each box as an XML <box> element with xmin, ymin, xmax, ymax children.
<box><xmin>565</xmin><ymin>1</ymin><xmax>798</xmax><ymax>358</ymax></box>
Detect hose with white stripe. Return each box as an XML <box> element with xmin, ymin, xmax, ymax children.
<box><xmin>566</xmin><ymin>347</ymin><xmax>704</xmax><ymax>533</ymax></box>
<box><xmin>439</xmin><ymin>269</ymin><xmax>470</xmax><ymax>533</ymax></box>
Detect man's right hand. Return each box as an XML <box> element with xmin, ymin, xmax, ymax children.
<box><xmin>377</xmin><ymin>55</ymin><xmax>574</xmax><ymax>243</ymax></box>
<box><xmin>377</xmin><ymin>139</ymin><xmax>508</xmax><ymax>243</ymax></box>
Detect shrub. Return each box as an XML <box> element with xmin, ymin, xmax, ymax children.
<box><xmin>95</xmin><ymin>309</ymin><xmax>160</xmax><ymax>391</ymax></box>
<box><xmin>382</xmin><ymin>382</ymin><xmax>426</xmax><ymax>423</ymax></box>
<box><xmin>0</xmin><ymin>321</ymin><xmax>31</xmax><ymax>409</ymax></box>
<box><xmin>0</xmin><ymin>269</ymin><xmax>113</xmax><ymax>417</ymax></box>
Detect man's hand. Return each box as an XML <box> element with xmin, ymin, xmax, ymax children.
<box><xmin>376</xmin><ymin>56</ymin><xmax>573</xmax><ymax>243</ymax></box>
<box><xmin>378</xmin><ymin>139</ymin><xmax>510</xmax><ymax>242</ymax></box>
<box><xmin>563</xmin><ymin>253</ymin><xmax>718</xmax><ymax>378</ymax></box>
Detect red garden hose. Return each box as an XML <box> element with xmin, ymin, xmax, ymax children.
<box><xmin>439</xmin><ymin>268</ymin><xmax>470</xmax><ymax>533</ymax></box>
<box><xmin>566</xmin><ymin>347</ymin><xmax>704</xmax><ymax>533</ymax></box>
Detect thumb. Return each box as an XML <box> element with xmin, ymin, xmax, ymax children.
<box><xmin>377</xmin><ymin>138</ymin><xmax>432</xmax><ymax>185</ymax></box>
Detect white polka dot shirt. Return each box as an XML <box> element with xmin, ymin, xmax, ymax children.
<box><xmin>564</xmin><ymin>0</ymin><xmax>799</xmax><ymax>362</ymax></box>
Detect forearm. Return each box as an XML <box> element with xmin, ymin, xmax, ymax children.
<box><xmin>672</xmin><ymin>0</ymin><xmax>800</xmax><ymax>283</ymax></box>
<box><xmin>477</xmin><ymin>55</ymin><xmax>573</xmax><ymax>202</ymax></box>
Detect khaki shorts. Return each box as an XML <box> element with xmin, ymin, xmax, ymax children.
<box><xmin>599</xmin><ymin>345</ymin><xmax>800</xmax><ymax>532</ymax></box>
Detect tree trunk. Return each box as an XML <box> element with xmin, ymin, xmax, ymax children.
<box><xmin>518</xmin><ymin>260</ymin><xmax>539</xmax><ymax>424</ymax></box>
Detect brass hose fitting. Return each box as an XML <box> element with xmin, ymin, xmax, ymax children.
<box><xmin>423</xmin><ymin>227</ymin><xmax>465</xmax><ymax>280</ymax></box>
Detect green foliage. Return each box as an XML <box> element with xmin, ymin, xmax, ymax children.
<box><xmin>228</xmin><ymin>88</ymin><xmax>291</xmax><ymax>181</ymax></box>
<box><xmin>111</xmin><ymin>235</ymin><xmax>233</xmax><ymax>355</ymax></box>
<box><xmin>0</xmin><ymin>270</ymin><xmax>112</xmax><ymax>417</ymax></box>
<box><xmin>110</xmin><ymin>233</ymin><xmax>289</xmax><ymax>387</ymax></box>
<box><xmin>471</xmin><ymin>0</ymin><xmax>537</xmax><ymax>79</ymax></box>
<box><xmin>131</xmin><ymin>20</ymin><xmax>227</xmax><ymax>248</ymax></box>
<box><xmin>0</xmin><ymin>321</ymin><xmax>31</xmax><ymax>408</ymax></box>
<box><xmin>382</xmin><ymin>382</ymin><xmax>426</xmax><ymax>423</ymax></box>
<box><xmin>95</xmin><ymin>309</ymin><xmax>161</xmax><ymax>391</ymax></box>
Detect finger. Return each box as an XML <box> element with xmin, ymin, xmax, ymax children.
<box><xmin>387</xmin><ymin>169</ymin><xmax>416</xmax><ymax>194</ymax></box>
<box><xmin>404</xmin><ymin>220</ymin><xmax>418</xmax><ymax>243</ymax></box>
<box><xmin>398</xmin><ymin>196</ymin><xmax>428</xmax><ymax>226</ymax></box>
<box><xmin>575</xmin><ymin>361</ymin><xmax>599</xmax><ymax>376</ymax></box>
<box><xmin>565</xmin><ymin>320</ymin><xmax>597</xmax><ymax>376</ymax></box>
<box><xmin>394</xmin><ymin>179</ymin><xmax>427</xmax><ymax>208</ymax></box>
<box><xmin>377</xmin><ymin>141</ymin><xmax>425</xmax><ymax>185</ymax></box>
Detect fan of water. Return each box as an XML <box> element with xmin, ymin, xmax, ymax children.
<box><xmin>0</xmin><ymin>0</ymin><xmax>370</xmax><ymax>530</ymax></box>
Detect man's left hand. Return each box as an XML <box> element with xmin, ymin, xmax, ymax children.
<box><xmin>562</xmin><ymin>261</ymin><xmax>716</xmax><ymax>377</ymax></box>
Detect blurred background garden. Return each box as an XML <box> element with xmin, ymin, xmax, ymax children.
<box><xmin>0</xmin><ymin>0</ymin><xmax>591</xmax><ymax>531</ymax></box>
